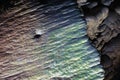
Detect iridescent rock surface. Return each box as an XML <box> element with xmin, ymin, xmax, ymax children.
<box><xmin>0</xmin><ymin>0</ymin><xmax>104</xmax><ymax>80</ymax></box>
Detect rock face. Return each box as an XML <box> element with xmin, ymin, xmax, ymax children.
<box><xmin>78</xmin><ymin>0</ymin><xmax>120</xmax><ymax>80</ymax></box>
<box><xmin>79</xmin><ymin>0</ymin><xmax>120</xmax><ymax>50</ymax></box>
<box><xmin>87</xmin><ymin>11</ymin><xmax>120</xmax><ymax>50</ymax></box>
<box><xmin>101</xmin><ymin>35</ymin><xmax>120</xmax><ymax>80</ymax></box>
<box><xmin>0</xmin><ymin>0</ymin><xmax>120</xmax><ymax>79</ymax></box>
<box><xmin>0</xmin><ymin>0</ymin><xmax>104</xmax><ymax>80</ymax></box>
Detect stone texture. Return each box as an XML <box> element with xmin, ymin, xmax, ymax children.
<box><xmin>80</xmin><ymin>0</ymin><xmax>120</xmax><ymax>80</ymax></box>
<box><xmin>101</xmin><ymin>35</ymin><xmax>120</xmax><ymax>80</ymax></box>
<box><xmin>0</xmin><ymin>0</ymin><xmax>104</xmax><ymax>80</ymax></box>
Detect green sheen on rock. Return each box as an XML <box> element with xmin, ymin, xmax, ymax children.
<box><xmin>30</xmin><ymin>0</ymin><xmax>104</xmax><ymax>80</ymax></box>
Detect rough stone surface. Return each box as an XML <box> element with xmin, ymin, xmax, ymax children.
<box><xmin>0</xmin><ymin>0</ymin><xmax>120</xmax><ymax>80</ymax></box>
<box><xmin>0</xmin><ymin>0</ymin><xmax>104</xmax><ymax>80</ymax></box>
<box><xmin>101</xmin><ymin>35</ymin><xmax>120</xmax><ymax>80</ymax></box>
<box><xmin>79</xmin><ymin>0</ymin><xmax>120</xmax><ymax>80</ymax></box>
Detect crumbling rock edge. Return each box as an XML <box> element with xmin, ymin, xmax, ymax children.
<box><xmin>77</xmin><ymin>0</ymin><xmax>120</xmax><ymax>80</ymax></box>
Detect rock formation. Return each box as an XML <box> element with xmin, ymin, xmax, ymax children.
<box><xmin>0</xmin><ymin>0</ymin><xmax>120</xmax><ymax>80</ymax></box>
<box><xmin>0</xmin><ymin>0</ymin><xmax>104</xmax><ymax>80</ymax></box>
<box><xmin>77</xmin><ymin>0</ymin><xmax>120</xmax><ymax>80</ymax></box>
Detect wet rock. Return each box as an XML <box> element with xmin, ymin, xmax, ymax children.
<box><xmin>0</xmin><ymin>0</ymin><xmax>104</xmax><ymax>80</ymax></box>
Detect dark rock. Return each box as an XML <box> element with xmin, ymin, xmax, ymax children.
<box><xmin>101</xmin><ymin>34</ymin><xmax>120</xmax><ymax>80</ymax></box>
<box><xmin>50</xmin><ymin>77</ymin><xmax>71</xmax><ymax>80</ymax></box>
<box><xmin>101</xmin><ymin>0</ymin><xmax>114</xmax><ymax>6</ymax></box>
<box><xmin>80</xmin><ymin>0</ymin><xmax>120</xmax><ymax>80</ymax></box>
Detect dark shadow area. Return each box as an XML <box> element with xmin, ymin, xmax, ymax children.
<box><xmin>101</xmin><ymin>54</ymin><xmax>112</xmax><ymax>68</ymax></box>
<box><xmin>50</xmin><ymin>77</ymin><xmax>71</xmax><ymax>80</ymax></box>
<box><xmin>33</xmin><ymin>34</ymin><xmax>42</xmax><ymax>39</ymax></box>
<box><xmin>101</xmin><ymin>34</ymin><xmax>120</xmax><ymax>80</ymax></box>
